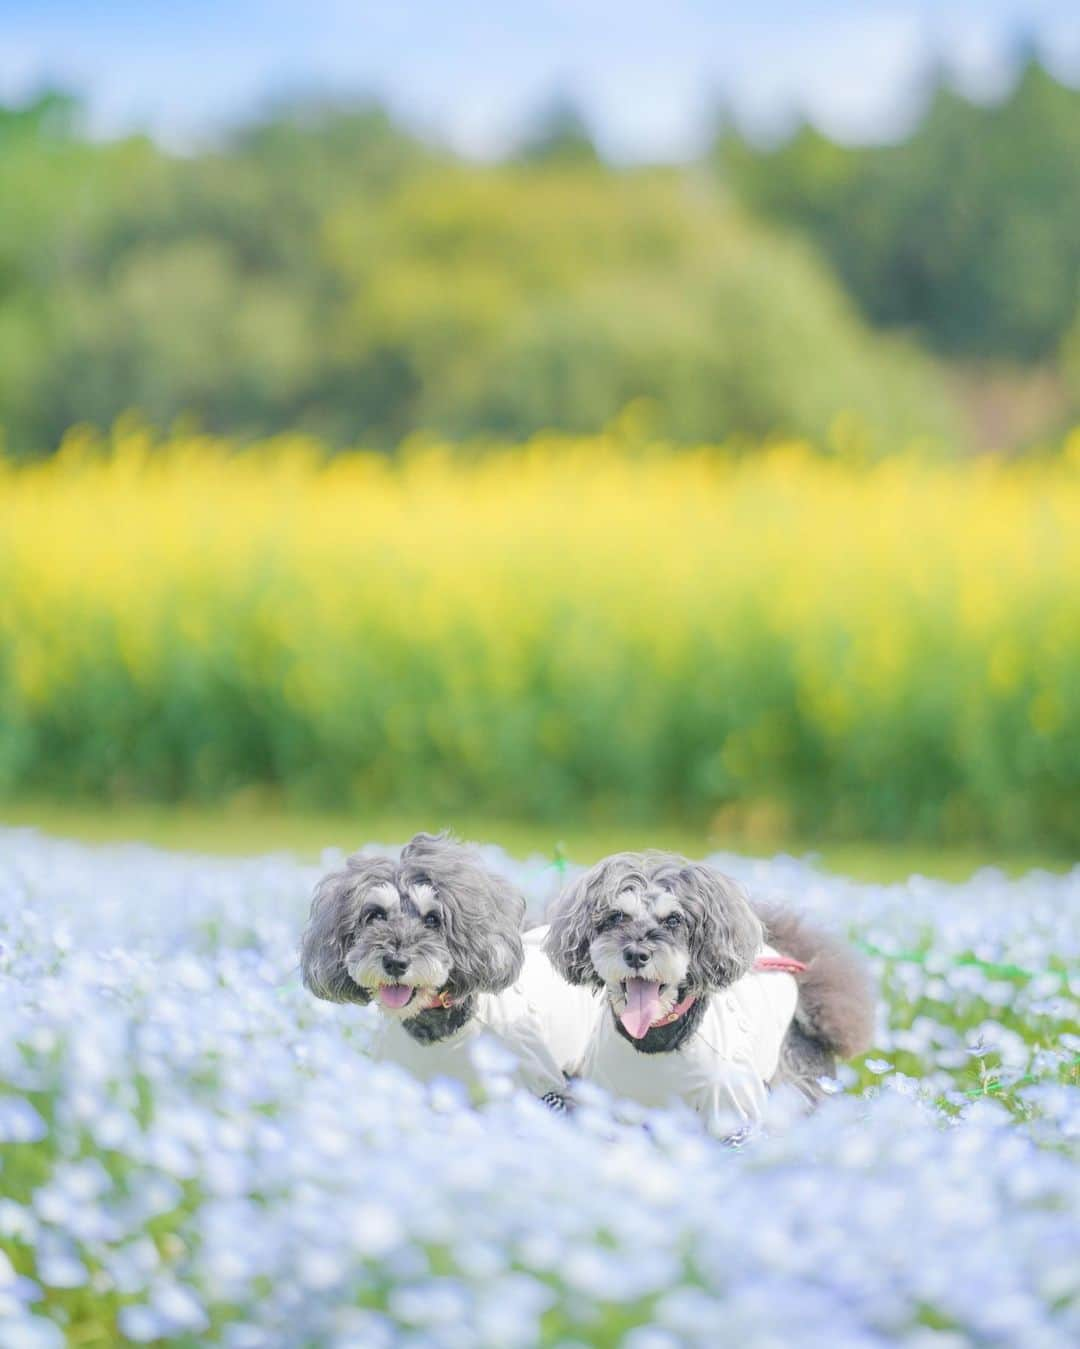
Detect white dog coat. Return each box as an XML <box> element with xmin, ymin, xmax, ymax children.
<box><xmin>371</xmin><ymin>925</ymin><xmax>598</xmax><ymax>1098</ymax></box>
<box><xmin>574</xmin><ymin>944</ymin><xmax>799</xmax><ymax>1132</ymax></box>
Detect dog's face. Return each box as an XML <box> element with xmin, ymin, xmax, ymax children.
<box><xmin>339</xmin><ymin>871</ymin><xmax>454</xmax><ymax>1015</ymax></box>
<box><xmin>300</xmin><ymin>833</ymin><xmax>525</xmax><ymax>1022</ymax></box>
<box><xmin>545</xmin><ymin>852</ymin><xmax>763</xmax><ymax>1041</ymax></box>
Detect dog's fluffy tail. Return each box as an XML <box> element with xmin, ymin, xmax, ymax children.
<box><xmin>756</xmin><ymin>903</ymin><xmax>875</xmax><ymax>1060</ymax></box>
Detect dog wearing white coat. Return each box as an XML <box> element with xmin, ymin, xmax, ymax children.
<box><xmin>300</xmin><ymin>832</ymin><xmax>595</xmax><ymax>1105</ymax></box>
<box><xmin>545</xmin><ymin>851</ymin><xmax>874</xmax><ymax>1133</ymax></box>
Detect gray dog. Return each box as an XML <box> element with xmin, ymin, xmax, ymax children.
<box><xmin>301</xmin><ymin>832</ymin><xmax>595</xmax><ymax>1101</ymax></box>
<box><xmin>545</xmin><ymin>851</ymin><xmax>874</xmax><ymax>1132</ymax></box>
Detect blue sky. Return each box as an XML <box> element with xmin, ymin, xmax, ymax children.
<box><xmin>3</xmin><ymin>1</ymin><xmax>1078</xmax><ymax>156</ymax></box>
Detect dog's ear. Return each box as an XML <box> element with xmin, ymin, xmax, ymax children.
<box><xmin>458</xmin><ymin>868</ymin><xmax>526</xmax><ymax>995</ymax></box>
<box><xmin>300</xmin><ymin>857</ymin><xmax>379</xmax><ymax>1005</ymax></box>
<box><xmin>421</xmin><ymin>838</ymin><xmax>526</xmax><ymax>997</ymax></box>
<box><xmin>545</xmin><ymin>865</ymin><xmax>604</xmax><ymax>987</ymax></box>
<box><xmin>677</xmin><ymin>862</ymin><xmax>763</xmax><ymax>991</ymax></box>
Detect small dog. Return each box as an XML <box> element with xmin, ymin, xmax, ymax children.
<box><xmin>301</xmin><ymin>831</ymin><xmax>596</xmax><ymax>1103</ymax></box>
<box><xmin>545</xmin><ymin>851</ymin><xmax>873</xmax><ymax>1132</ymax></box>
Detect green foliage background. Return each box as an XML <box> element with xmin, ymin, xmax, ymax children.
<box><xmin>2</xmin><ymin>64</ymin><xmax>1078</xmax><ymax>851</ymax></box>
<box><xmin>5</xmin><ymin>62</ymin><xmax>1080</xmax><ymax>459</ymax></box>
<box><xmin>4</xmin><ymin>63</ymin><xmax>1080</xmax><ymax>460</ymax></box>
<box><xmin>721</xmin><ymin>57</ymin><xmax>1080</xmax><ymax>365</ymax></box>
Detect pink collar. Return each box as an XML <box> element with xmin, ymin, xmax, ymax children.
<box><xmin>650</xmin><ymin>991</ymin><xmax>698</xmax><ymax>1028</ymax></box>
<box><xmin>753</xmin><ymin>954</ymin><xmax>808</xmax><ymax>975</ymax></box>
<box><xmin>643</xmin><ymin>953</ymin><xmax>806</xmax><ymax>1031</ymax></box>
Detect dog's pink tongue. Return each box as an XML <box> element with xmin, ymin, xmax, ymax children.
<box><xmin>620</xmin><ymin>979</ymin><xmax>664</xmax><ymax>1039</ymax></box>
<box><xmin>377</xmin><ymin>985</ymin><xmax>414</xmax><ymax>1009</ymax></box>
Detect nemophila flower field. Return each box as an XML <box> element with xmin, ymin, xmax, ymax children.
<box><xmin>1</xmin><ymin>831</ymin><xmax>1078</xmax><ymax>1347</ymax></box>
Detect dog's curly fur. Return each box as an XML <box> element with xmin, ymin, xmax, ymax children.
<box><xmin>755</xmin><ymin>902</ymin><xmax>875</xmax><ymax>1061</ymax></box>
<box><xmin>300</xmin><ymin>832</ymin><xmax>525</xmax><ymax>1032</ymax></box>
<box><xmin>754</xmin><ymin>900</ymin><xmax>875</xmax><ymax>1101</ymax></box>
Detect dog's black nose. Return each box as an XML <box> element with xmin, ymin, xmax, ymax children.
<box><xmin>623</xmin><ymin>945</ymin><xmax>649</xmax><ymax>970</ymax></box>
<box><xmin>382</xmin><ymin>955</ymin><xmax>409</xmax><ymax>978</ymax></box>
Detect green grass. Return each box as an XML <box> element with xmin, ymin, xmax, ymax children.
<box><xmin>1</xmin><ymin>799</ymin><xmax>1072</xmax><ymax>882</ymax></box>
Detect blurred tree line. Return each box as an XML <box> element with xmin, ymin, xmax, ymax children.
<box><xmin>1</xmin><ymin>57</ymin><xmax>1077</xmax><ymax>459</ymax></box>
<box><xmin>719</xmin><ymin>55</ymin><xmax>1080</xmax><ymax>371</ymax></box>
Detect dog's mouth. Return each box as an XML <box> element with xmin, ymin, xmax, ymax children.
<box><xmin>618</xmin><ymin>978</ymin><xmax>672</xmax><ymax>1040</ymax></box>
<box><xmin>376</xmin><ymin>984</ymin><xmax>417</xmax><ymax>1010</ymax></box>
<box><xmin>375</xmin><ymin>984</ymin><xmax>454</xmax><ymax>1014</ymax></box>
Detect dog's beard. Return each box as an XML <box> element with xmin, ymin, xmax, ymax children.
<box><xmin>589</xmin><ymin>937</ymin><xmax>690</xmax><ymax>1040</ymax></box>
<box><xmin>345</xmin><ymin>949</ymin><xmax>452</xmax><ymax>1019</ymax></box>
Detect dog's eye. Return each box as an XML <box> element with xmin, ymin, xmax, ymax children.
<box><xmin>362</xmin><ymin>907</ymin><xmax>386</xmax><ymax>926</ymax></box>
<box><xmin>662</xmin><ymin>913</ymin><xmax>683</xmax><ymax>930</ymax></box>
<box><xmin>599</xmin><ymin>911</ymin><xmax>627</xmax><ymax>932</ymax></box>
<box><xmin>422</xmin><ymin>911</ymin><xmax>442</xmax><ymax>930</ymax></box>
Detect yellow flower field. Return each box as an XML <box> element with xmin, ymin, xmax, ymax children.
<box><xmin>2</xmin><ymin>427</ymin><xmax>1078</xmax><ymax>846</ymax></box>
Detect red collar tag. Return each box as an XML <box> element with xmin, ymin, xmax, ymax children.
<box><xmin>420</xmin><ymin>989</ymin><xmax>454</xmax><ymax>1010</ymax></box>
<box><xmin>650</xmin><ymin>991</ymin><xmax>698</xmax><ymax>1028</ymax></box>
